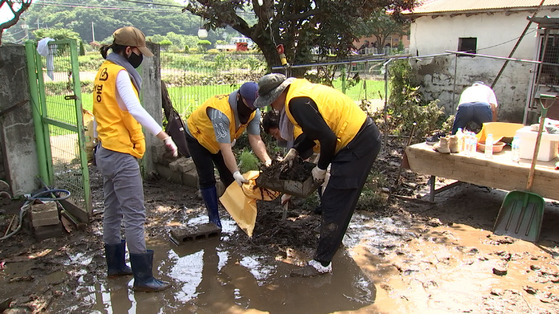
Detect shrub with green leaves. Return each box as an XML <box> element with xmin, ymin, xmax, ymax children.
<box><xmin>238</xmin><ymin>148</ymin><xmax>260</xmax><ymax>173</ymax></box>
<box><xmin>371</xmin><ymin>59</ymin><xmax>445</xmax><ymax>141</ymax></box>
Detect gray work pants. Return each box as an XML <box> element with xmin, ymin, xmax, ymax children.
<box><xmin>95</xmin><ymin>145</ymin><xmax>146</xmax><ymax>254</ymax></box>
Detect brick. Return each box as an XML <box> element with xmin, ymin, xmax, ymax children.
<box><xmin>169</xmin><ymin>223</ymin><xmax>221</xmax><ymax>245</ymax></box>
<box><xmin>30</xmin><ymin>201</ymin><xmax>60</xmax><ymax>228</ymax></box>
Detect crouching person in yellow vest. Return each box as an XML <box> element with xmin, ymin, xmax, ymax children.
<box><xmin>185</xmin><ymin>82</ymin><xmax>273</xmax><ymax>229</ymax></box>
<box><xmin>93</xmin><ymin>26</ymin><xmax>177</xmax><ymax>292</ymax></box>
<box><xmin>254</xmin><ymin>73</ymin><xmax>382</xmax><ymax>277</ymax></box>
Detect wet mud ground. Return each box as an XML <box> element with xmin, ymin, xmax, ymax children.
<box><xmin>1</xmin><ymin>140</ymin><xmax>559</xmax><ymax>313</ymax></box>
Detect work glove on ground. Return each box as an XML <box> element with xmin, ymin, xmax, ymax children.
<box><xmin>233</xmin><ymin>171</ymin><xmax>248</xmax><ymax>186</ymax></box>
<box><xmin>164</xmin><ymin>137</ymin><xmax>178</xmax><ymax>157</ymax></box>
<box><xmin>281</xmin><ymin>194</ymin><xmax>292</xmax><ymax>205</ymax></box>
<box><xmin>281</xmin><ymin>148</ymin><xmax>298</xmax><ymax>167</ymax></box>
<box><xmin>312</xmin><ymin>166</ymin><xmax>327</xmax><ymax>184</ymax></box>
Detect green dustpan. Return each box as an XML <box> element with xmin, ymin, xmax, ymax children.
<box><xmin>493</xmin><ymin>94</ymin><xmax>557</xmax><ymax>242</ymax></box>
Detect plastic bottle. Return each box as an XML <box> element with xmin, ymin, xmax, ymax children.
<box><xmin>511</xmin><ymin>136</ymin><xmax>520</xmax><ymax>163</ymax></box>
<box><xmin>485</xmin><ymin>134</ymin><xmax>493</xmax><ymax>159</ymax></box>
<box><xmin>456</xmin><ymin>128</ymin><xmax>464</xmax><ymax>153</ymax></box>
<box><xmin>463</xmin><ymin>132</ymin><xmax>469</xmax><ymax>156</ymax></box>
<box><xmin>471</xmin><ymin>132</ymin><xmax>478</xmax><ymax>155</ymax></box>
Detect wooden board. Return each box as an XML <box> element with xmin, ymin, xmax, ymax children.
<box><xmin>404</xmin><ymin>143</ymin><xmax>559</xmax><ymax>201</ymax></box>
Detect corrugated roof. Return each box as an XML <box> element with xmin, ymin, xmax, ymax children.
<box><xmin>408</xmin><ymin>0</ymin><xmax>559</xmax><ymax>15</ymax></box>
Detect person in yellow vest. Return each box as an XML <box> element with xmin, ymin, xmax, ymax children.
<box><xmin>254</xmin><ymin>73</ymin><xmax>382</xmax><ymax>277</ymax></box>
<box><xmin>93</xmin><ymin>26</ymin><xmax>177</xmax><ymax>292</ymax></box>
<box><xmin>185</xmin><ymin>82</ymin><xmax>273</xmax><ymax>229</ymax></box>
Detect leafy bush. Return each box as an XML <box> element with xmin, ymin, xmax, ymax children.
<box><xmin>371</xmin><ymin>59</ymin><xmax>445</xmax><ymax>141</ymax></box>
<box><xmin>238</xmin><ymin>148</ymin><xmax>260</xmax><ymax>173</ymax></box>
<box><xmin>45</xmin><ymin>80</ymin><xmax>93</xmax><ymax>95</ymax></box>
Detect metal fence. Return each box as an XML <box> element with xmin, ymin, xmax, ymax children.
<box><xmin>158</xmin><ymin>51</ymin><xmax>401</xmax><ymax>119</ymax></box>
<box><xmin>26</xmin><ymin>39</ymin><xmax>91</xmax><ymax>216</ymax></box>
<box><xmin>160</xmin><ymin>52</ymin><xmax>267</xmax><ymax>116</ymax></box>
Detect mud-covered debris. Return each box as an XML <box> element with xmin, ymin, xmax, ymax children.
<box><xmin>492</xmin><ymin>263</ymin><xmax>508</xmax><ymax>276</ymax></box>
<box><xmin>259</xmin><ymin>157</ymin><xmax>314</xmax><ymax>181</ymax></box>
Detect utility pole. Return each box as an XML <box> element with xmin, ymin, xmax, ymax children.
<box><xmin>91</xmin><ymin>22</ymin><xmax>95</xmax><ymax>42</ymax></box>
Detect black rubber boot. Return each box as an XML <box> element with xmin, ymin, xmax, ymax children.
<box><xmin>200</xmin><ymin>186</ymin><xmax>222</xmax><ymax>228</ymax></box>
<box><xmin>105</xmin><ymin>240</ymin><xmax>133</xmax><ymax>277</ymax></box>
<box><xmin>129</xmin><ymin>250</ymin><xmax>171</xmax><ymax>292</ymax></box>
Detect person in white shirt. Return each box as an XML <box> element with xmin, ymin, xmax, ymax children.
<box><xmin>451</xmin><ymin>81</ymin><xmax>498</xmax><ymax>134</ymax></box>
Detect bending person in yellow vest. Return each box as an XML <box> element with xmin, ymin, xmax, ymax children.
<box><xmin>93</xmin><ymin>26</ymin><xmax>177</xmax><ymax>292</ymax></box>
<box><xmin>254</xmin><ymin>73</ymin><xmax>382</xmax><ymax>277</ymax></box>
<box><xmin>185</xmin><ymin>82</ymin><xmax>273</xmax><ymax>229</ymax></box>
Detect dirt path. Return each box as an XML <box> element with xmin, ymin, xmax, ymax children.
<box><xmin>1</xmin><ymin>143</ymin><xmax>559</xmax><ymax>313</ymax></box>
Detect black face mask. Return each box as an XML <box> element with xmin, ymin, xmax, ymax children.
<box><xmin>237</xmin><ymin>96</ymin><xmax>255</xmax><ymax>124</ymax></box>
<box><xmin>127</xmin><ymin>51</ymin><xmax>143</xmax><ymax>68</ymax></box>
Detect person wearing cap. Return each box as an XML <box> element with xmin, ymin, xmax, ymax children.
<box><xmin>93</xmin><ymin>26</ymin><xmax>177</xmax><ymax>292</ymax></box>
<box><xmin>254</xmin><ymin>73</ymin><xmax>382</xmax><ymax>277</ymax></box>
<box><xmin>451</xmin><ymin>81</ymin><xmax>498</xmax><ymax>134</ymax></box>
<box><xmin>185</xmin><ymin>82</ymin><xmax>273</xmax><ymax>229</ymax></box>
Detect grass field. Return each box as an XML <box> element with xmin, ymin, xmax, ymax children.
<box><xmin>71</xmin><ymin>78</ymin><xmax>387</xmax><ymax>118</ymax></box>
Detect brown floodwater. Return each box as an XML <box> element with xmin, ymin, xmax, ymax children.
<box><xmin>84</xmin><ymin>217</ymin><xmax>377</xmax><ymax>314</ymax></box>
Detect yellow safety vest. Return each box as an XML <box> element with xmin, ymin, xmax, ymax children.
<box><xmin>285</xmin><ymin>79</ymin><xmax>366</xmax><ymax>154</ymax></box>
<box><xmin>187</xmin><ymin>94</ymin><xmax>256</xmax><ymax>154</ymax></box>
<box><xmin>93</xmin><ymin>61</ymin><xmax>145</xmax><ymax>158</ymax></box>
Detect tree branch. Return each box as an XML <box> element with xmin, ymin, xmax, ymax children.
<box><xmin>0</xmin><ymin>0</ymin><xmax>33</xmax><ymax>45</ymax></box>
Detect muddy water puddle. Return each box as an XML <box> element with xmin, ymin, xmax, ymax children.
<box><xmin>81</xmin><ymin>217</ymin><xmax>377</xmax><ymax>313</ymax></box>
<box><xmin>53</xmin><ymin>206</ymin><xmax>559</xmax><ymax>313</ymax></box>
<box><xmin>5</xmin><ymin>183</ymin><xmax>559</xmax><ymax>313</ymax></box>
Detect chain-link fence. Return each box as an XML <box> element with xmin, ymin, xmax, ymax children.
<box><xmin>159</xmin><ymin>52</ymin><xmax>267</xmax><ymax>116</ymax></box>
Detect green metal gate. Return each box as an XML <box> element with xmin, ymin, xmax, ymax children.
<box><xmin>25</xmin><ymin>39</ymin><xmax>92</xmax><ymax>220</ymax></box>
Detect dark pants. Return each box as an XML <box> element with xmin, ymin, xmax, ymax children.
<box><xmin>451</xmin><ymin>102</ymin><xmax>492</xmax><ymax>134</ymax></box>
<box><xmin>314</xmin><ymin>118</ymin><xmax>382</xmax><ymax>264</ymax></box>
<box><xmin>185</xmin><ymin>133</ymin><xmax>234</xmax><ymax>189</ymax></box>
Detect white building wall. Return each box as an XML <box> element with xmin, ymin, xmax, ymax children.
<box><xmin>409</xmin><ymin>11</ymin><xmax>541</xmax><ymax>58</ymax></box>
<box><xmin>408</xmin><ymin>10</ymin><xmax>556</xmax><ymax>122</ymax></box>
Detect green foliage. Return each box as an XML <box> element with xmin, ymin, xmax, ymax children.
<box><xmin>197</xmin><ymin>40</ymin><xmax>212</xmax><ymax>51</ymax></box>
<box><xmin>182</xmin><ymin>0</ymin><xmax>418</xmax><ymax>69</ymax></box>
<box><xmin>33</xmin><ymin>28</ymin><xmax>81</xmax><ymax>41</ymax></box>
<box><xmin>160</xmin><ymin>39</ymin><xmax>172</xmax><ymax>46</ymax></box>
<box><xmin>79</xmin><ymin>41</ymin><xmax>85</xmax><ymax>56</ymax></box>
<box><xmin>354</xmin><ymin>10</ymin><xmax>409</xmax><ymax>49</ymax></box>
<box><xmin>371</xmin><ymin>59</ymin><xmax>445</xmax><ymax>140</ymax></box>
<box><xmin>22</xmin><ymin>0</ymin><xmax>203</xmax><ymax>45</ymax></box>
<box><xmin>238</xmin><ymin>149</ymin><xmax>260</xmax><ymax>173</ymax></box>
<box><xmin>356</xmin><ymin>170</ymin><xmax>388</xmax><ymax>211</ymax></box>
<box><xmin>77</xmin><ymin>53</ymin><xmax>104</xmax><ymax>71</ymax></box>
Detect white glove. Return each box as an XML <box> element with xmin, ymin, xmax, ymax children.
<box><xmin>264</xmin><ymin>159</ymin><xmax>272</xmax><ymax>167</ymax></box>
<box><xmin>282</xmin><ymin>148</ymin><xmax>298</xmax><ymax>167</ymax></box>
<box><xmin>164</xmin><ymin>137</ymin><xmax>178</xmax><ymax>157</ymax></box>
<box><xmin>233</xmin><ymin>171</ymin><xmax>248</xmax><ymax>186</ymax></box>
<box><xmin>312</xmin><ymin>166</ymin><xmax>327</xmax><ymax>183</ymax></box>
<box><xmin>281</xmin><ymin>194</ymin><xmax>292</xmax><ymax>205</ymax></box>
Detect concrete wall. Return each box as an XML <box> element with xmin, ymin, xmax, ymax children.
<box><xmin>410</xmin><ymin>55</ymin><xmax>533</xmax><ymax>122</ymax></box>
<box><xmin>407</xmin><ymin>10</ymin><xmax>555</xmax><ymax>122</ymax></box>
<box><xmin>140</xmin><ymin>41</ymin><xmax>164</xmax><ymax>177</ymax></box>
<box><xmin>0</xmin><ymin>44</ymin><xmax>40</xmax><ymax>197</ymax></box>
